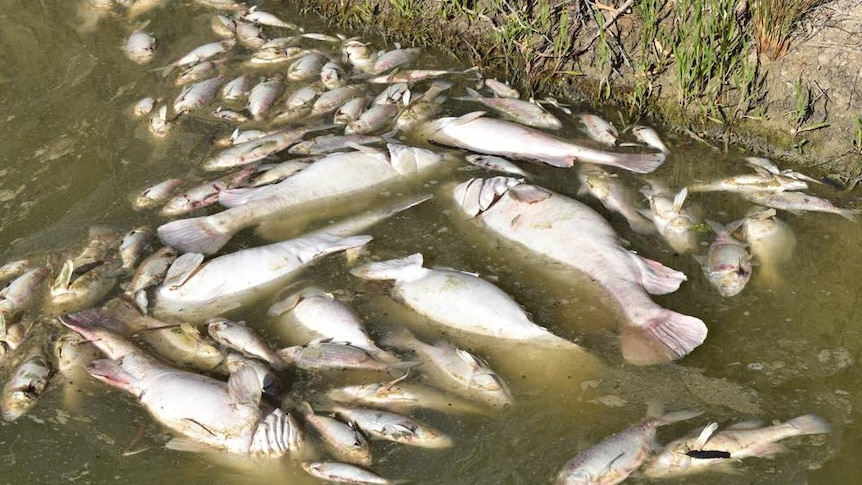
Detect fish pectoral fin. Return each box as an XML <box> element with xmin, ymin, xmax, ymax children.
<box><xmin>163</xmin><ymin>252</ymin><xmax>204</xmax><ymax>289</ymax></box>
<box><xmin>166</xmin><ymin>436</ymin><xmax>214</xmax><ymax>453</ymax></box>
<box><xmin>508</xmin><ymin>184</ymin><xmax>552</xmax><ymax>204</ymax></box>
<box><xmin>227</xmin><ymin>365</ymin><xmax>262</xmax><ymax>407</ymax></box>
<box><xmin>693</xmin><ymin>422</ymin><xmax>720</xmax><ymax>448</ymax></box>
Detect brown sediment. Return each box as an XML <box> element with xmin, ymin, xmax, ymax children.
<box><xmin>292</xmin><ymin>0</ymin><xmax>862</xmax><ymax>185</ymax></box>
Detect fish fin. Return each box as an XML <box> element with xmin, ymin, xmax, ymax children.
<box><xmin>839</xmin><ymin>208</ymin><xmax>859</xmax><ymax>222</ymax></box>
<box><xmin>657</xmin><ymin>409</ymin><xmax>705</xmax><ymax>425</ymax></box>
<box><xmin>705</xmin><ymin>219</ymin><xmax>726</xmax><ymax>235</ymax></box>
<box><xmin>786</xmin><ymin>414</ymin><xmax>831</xmax><ymax>435</ymax></box>
<box><xmin>218</xmin><ymin>187</ymin><xmax>263</xmax><ymax>208</ymax></box>
<box><xmin>693</xmin><ymin>422</ymin><xmax>720</xmax><ymax>448</ymax></box>
<box><xmin>157</xmin><ymin>216</ymin><xmax>233</xmax><ymax>255</ymax></box>
<box><xmin>725</xmin><ymin>419</ymin><xmax>765</xmax><ymax>430</ymax></box>
<box><xmin>350</xmin><ymin>253</ymin><xmax>425</xmax><ymax>281</ymax></box>
<box><xmin>621</xmin><ymin>310</ymin><xmax>708</xmax><ymax>365</ymax></box>
<box><xmin>165</xmin><ymin>437</ymin><xmax>213</xmax><ymax>453</ymax></box>
<box><xmin>227</xmin><ymin>365</ymin><xmax>262</xmax><ymax>407</ymax></box>
<box><xmin>446</xmin><ymin>110</ymin><xmax>486</xmax><ymax>127</ymax></box>
<box><xmin>631</xmin><ymin>255</ymin><xmax>687</xmax><ymax>295</ymax></box>
<box><xmin>603</xmin><ymin>152</ymin><xmax>666</xmax><ymax>174</ymax></box>
<box><xmin>60</xmin><ymin>308</ymin><xmax>129</xmax><ymax>335</ymax></box>
<box><xmin>508</xmin><ymin>184</ymin><xmax>552</xmax><ymax>203</ymax></box>
<box><xmin>268</xmin><ymin>293</ymin><xmax>302</xmax><ymax>317</ymax></box>
<box><xmin>672</xmin><ymin>187</ymin><xmax>689</xmax><ymax>212</ymax></box>
<box><xmin>162</xmin><ymin>252</ymin><xmax>204</xmax><ymax>289</ymax></box>
<box><xmin>52</xmin><ymin>259</ymin><xmax>75</xmax><ymax>291</ymax></box>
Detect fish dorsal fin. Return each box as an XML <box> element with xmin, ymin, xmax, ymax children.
<box><xmin>693</xmin><ymin>422</ymin><xmax>720</xmax><ymax>448</ymax></box>
<box><xmin>165</xmin><ymin>437</ymin><xmax>213</xmax><ymax>453</ymax></box>
<box><xmin>163</xmin><ymin>252</ymin><xmax>204</xmax><ymax>289</ymax></box>
<box><xmin>228</xmin><ymin>365</ymin><xmax>262</xmax><ymax>407</ymax></box>
<box><xmin>52</xmin><ymin>259</ymin><xmax>75</xmax><ymax>291</ymax></box>
<box><xmin>508</xmin><ymin>184</ymin><xmax>551</xmax><ymax>204</ymax></box>
<box><xmin>448</xmin><ymin>111</ymin><xmax>486</xmax><ymax>127</ymax></box>
<box><xmin>726</xmin><ymin>419</ymin><xmax>764</xmax><ymax>430</ymax></box>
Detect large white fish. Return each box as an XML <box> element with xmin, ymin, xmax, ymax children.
<box><xmin>554</xmin><ymin>406</ymin><xmax>702</xmax><ymax>485</ymax></box>
<box><xmin>351</xmin><ymin>253</ymin><xmax>587</xmax><ymax>351</ymax></box>
<box><xmin>87</xmin><ymin>354</ymin><xmax>302</xmax><ymax>457</ymax></box>
<box><xmin>451</xmin><ymin>177</ymin><xmax>707</xmax><ymax>365</ymax></box>
<box><xmin>641</xmin><ymin>414</ymin><xmax>830</xmax><ymax>478</ymax></box>
<box><xmin>415</xmin><ymin>112</ymin><xmax>665</xmax><ymax>173</ymax></box>
<box><xmin>152</xmin><ymin>232</ymin><xmax>372</xmax><ymax>321</ymax></box>
<box><xmin>738</xmin><ymin>207</ymin><xmax>796</xmax><ymax>286</ymax></box>
<box><xmin>697</xmin><ymin>220</ymin><xmax>752</xmax><ymax>297</ymax></box>
<box><xmin>158</xmin><ymin>144</ymin><xmax>445</xmax><ymax>254</ymax></box>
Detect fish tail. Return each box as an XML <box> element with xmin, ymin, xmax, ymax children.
<box><xmin>838</xmin><ymin>208</ymin><xmax>858</xmax><ymax>222</ymax></box>
<box><xmin>157</xmin><ymin>215</ymin><xmax>233</xmax><ymax>255</ymax></box>
<box><xmin>599</xmin><ymin>152</ymin><xmax>666</xmax><ymax>174</ymax></box>
<box><xmin>59</xmin><ymin>308</ymin><xmax>128</xmax><ymax>335</ymax></box>
<box><xmin>786</xmin><ymin>414</ymin><xmax>830</xmax><ymax>436</ymax></box>
<box><xmin>621</xmin><ymin>310</ymin><xmax>707</xmax><ymax>365</ymax></box>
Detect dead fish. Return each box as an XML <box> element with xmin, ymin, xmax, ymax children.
<box><xmin>287</xmin><ymin>51</ymin><xmax>330</xmax><ymax>81</ymax></box>
<box><xmin>175</xmin><ymin>60</ymin><xmax>225</xmax><ymax>86</ymax></box>
<box><xmin>277</xmin><ymin>339</ymin><xmax>411</xmax><ymax>374</ymax></box>
<box><xmin>632</xmin><ymin>125</ymin><xmax>670</xmax><ymax>154</ymax></box>
<box><xmin>239</xmin><ymin>6</ymin><xmax>298</xmax><ymax>30</ymax></box>
<box><xmin>296</xmin><ymin>402</ymin><xmax>372</xmax><ymax>466</ymax></box>
<box><xmin>696</xmin><ymin>220</ymin><xmax>752</xmax><ymax>297</ymax></box>
<box><xmin>641</xmin><ymin>414</ymin><xmax>830</xmax><ymax>478</ymax></box>
<box><xmin>577</xmin><ymin>164</ymin><xmax>655</xmax><ymax>235</ymax></box>
<box><xmin>369</xmin><ymin>47</ymin><xmax>422</xmax><ymax>75</ymax></box>
<box><xmin>221</xmin><ymin>74</ymin><xmax>251</xmax><ymax>101</ymax></box>
<box><xmin>124</xmin><ymin>26</ymin><xmax>156</xmax><ymax>64</ymax></box>
<box><xmin>554</xmin><ymin>406</ymin><xmax>703</xmax><ymax>485</ymax></box>
<box><xmin>158</xmin><ymin>39</ymin><xmax>235</xmax><ymax>74</ymax></box>
<box><xmin>456</xmin><ymin>87</ymin><xmax>562</xmax><ymax>130</ymax></box>
<box><xmin>248</xmin><ymin>77</ymin><xmax>285</xmax><ymax>119</ymax></box>
<box><xmin>320</xmin><ymin>61</ymin><xmax>347</xmax><ymax>89</ymax></box>
<box><xmin>207</xmin><ymin>317</ymin><xmax>286</xmax><ymax>370</ymax></box>
<box><xmin>0</xmin><ymin>267</ymin><xmax>49</xmax><ymax>331</ymax></box>
<box><xmin>640</xmin><ymin>182</ymin><xmax>701</xmax><ymax>254</ymax></box>
<box><xmin>326</xmin><ymin>378</ymin><xmax>490</xmax><ymax>415</ymax></box>
<box><xmin>483</xmin><ymin>78</ymin><xmax>520</xmax><ymax>98</ymax></box>
<box><xmin>132</xmin><ymin>178</ymin><xmax>186</xmax><ymax>211</ymax></box>
<box><xmin>125</xmin><ymin>246</ymin><xmax>178</xmax><ymax>304</ymax></box>
<box><xmin>329</xmin><ymin>404</ymin><xmax>454</xmax><ymax>448</ymax></box>
<box><xmin>578</xmin><ymin>113</ymin><xmax>619</xmax><ymax>146</ymax></box>
<box><xmin>301</xmin><ymin>461</ymin><xmax>392</xmax><ymax>485</ymax></box>
<box><xmin>119</xmin><ymin>226</ymin><xmax>150</xmax><ymax>273</ymax></box>
<box><xmin>1</xmin><ymin>348</ymin><xmax>53</xmax><ymax>422</ymax></box>
<box><xmin>743</xmin><ymin>191</ymin><xmax>859</xmax><ymax>221</ymax></box>
<box><xmin>738</xmin><ymin>207</ymin><xmax>796</xmax><ymax>286</ymax></box>
<box><xmin>148</xmin><ymin>105</ymin><xmax>171</xmax><ymax>137</ymax></box>
<box><xmin>233</xmin><ymin>20</ymin><xmax>267</xmax><ymax>49</ymax></box>
<box><xmin>132</xmin><ymin>97</ymin><xmax>157</xmax><ymax>117</ymax></box>
<box><xmin>688</xmin><ymin>169</ymin><xmax>809</xmax><ymax>193</ymax></box>
<box><xmin>334</xmin><ymin>96</ymin><xmax>372</xmax><ymax>125</ymax></box>
<box><xmin>173</xmin><ymin>75</ymin><xmax>225</xmax><ymax>116</ymax></box>
<box><xmin>0</xmin><ymin>260</ymin><xmax>30</xmax><ymax>284</ymax></box>
<box><xmin>159</xmin><ymin>166</ymin><xmax>257</xmax><ymax>216</ymax></box>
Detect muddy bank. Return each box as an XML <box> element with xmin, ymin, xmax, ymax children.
<box><xmin>294</xmin><ymin>0</ymin><xmax>862</xmax><ymax>185</ymax></box>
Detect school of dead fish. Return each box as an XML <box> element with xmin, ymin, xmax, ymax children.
<box><xmin>0</xmin><ymin>0</ymin><xmax>847</xmax><ymax>483</ymax></box>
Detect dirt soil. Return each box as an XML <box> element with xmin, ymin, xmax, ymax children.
<box><xmin>295</xmin><ymin>0</ymin><xmax>862</xmax><ymax>184</ymax></box>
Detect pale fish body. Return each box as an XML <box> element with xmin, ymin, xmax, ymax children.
<box><xmin>200</xmin><ymin>128</ymin><xmax>315</xmax><ymax>171</ymax></box>
<box><xmin>370</xmin><ymin>47</ymin><xmax>422</xmax><ymax>75</ymax></box>
<box><xmin>240</xmin><ymin>7</ymin><xmax>298</xmax><ymax>30</ymax></box>
<box><xmin>210</xmin><ymin>14</ymin><xmax>236</xmax><ymax>38</ymax></box>
<box><xmin>160</xmin><ymin>167</ymin><xmax>257</xmax><ymax>217</ymax></box>
<box><xmin>173</xmin><ymin>75</ymin><xmax>225</xmax><ymax>116</ymax></box>
<box><xmin>301</xmin><ymin>462</ymin><xmax>391</xmax><ymax>485</ymax></box>
<box><xmin>366</xmin><ymin>69</ymin><xmax>454</xmax><ymax>84</ymax></box>
<box><xmin>248</xmin><ymin>45</ymin><xmax>305</xmax><ymax>66</ymax></box>
<box><xmin>326</xmin><ymin>380</ymin><xmax>489</xmax><ymax>415</ymax></box>
<box><xmin>207</xmin><ymin>317</ymin><xmax>285</xmax><ymax>370</ymax></box>
<box><xmin>578</xmin><ymin>113</ymin><xmax>618</xmax><ymax>146</ymax></box>
<box><xmin>234</xmin><ymin>20</ymin><xmax>266</xmax><ymax>49</ymax></box>
<box><xmin>456</xmin><ymin>87</ymin><xmax>561</xmax><ymax>130</ymax></box>
<box><xmin>125</xmin><ymin>29</ymin><xmax>156</xmax><ymax>64</ymax></box>
<box><xmin>699</xmin><ymin>220</ymin><xmax>752</xmax><ymax>297</ymax></box>
<box><xmin>464</xmin><ymin>154</ymin><xmax>529</xmax><ymax>178</ymax></box>
<box><xmin>148</xmin><ymin>105</ymin><xmax>171</xmax><ymax>137</ymax></box>
<box><xmin>297</xmin><ymin>402</ymin><xmax>372</xmax><ymax>467</ymax></box>
<box><xmin>394</xmin><ymin>96</ymin><xmax>444</xmax><ymax>131</ymax></box>
<box><xmin>248</xmin><ymin>159</ymin><xmax>313</xmax><ymax>187</ymax></box>
<box><xmin>158</xmin><ymin>144</ymin><xmax>443</xmax><ymax>254</ymax></box>
<box><xmin>334</xmin><ymin>96</ymin><xmax>371</xmax><ymax>125</ymax></box>
<box><xmin>554</xmin><ymin>409</ymin><xmax>703</xmax><ymax>485</ymax></box>
<box><xmin>310</xmin><ymin>85</ymin><xmax>365</xmax><ymax>117</ymax></box>
<box><xmin>193</xmin><ymin>0</ymin><xmax>246</xmax><ymax>10</ymax></box>
<box><xmin>483</xmin><ymin>78</ymin><xmax>520</xmax><ymax>98</ymax></box>
<box><xmin>221</xmin><ymin>74</ymin><xmax>251</xmax><ymax>101</ymax></box>
<box><xmin>268</xmin><ymin>287</ymin><xmax>396</xmax><ymax>362</ymax></box>
<box><xmin>688</xmin><ymin>171</ymin><xmax>808</xmax><ymax>193</ymax></box>
<box><xmin>282</xmin><ymin>83</ymin><xmax>325</xmax><ymax>111</ymax></box>
<box><xmin>126</xmin><ymin>246</ymin><xmax>178</xmax><ymax>297</ymax></box>
<box><xmin>277</xmin><ymin>340</ymin><xmax>401</xmax><ymax>373</ymax></box>
<box><xmin>320</xmin><ymin>61</ymin><xmax>347</xmax><ymax>89</ymax></box>
<box><xmin>164</xmin><ymin>39</ymin><xmax>235</xmax><ymax>70</ymax></box>
<box><xmin>54</xmin><ymin>330</ymin><xmax>101</xmax><ymax>411</ymax></box>
<box><xmin>248</xmin><ymin>77</ymin><xmax>285</xmax><ymax>119</ymax></box>
<box><xmin>372</xmin><ymin>83</ymin><xmax>410</xmax><ymax>105</ymax></box>
<box><xmin>223</xmin><ymin>353</ymin><xmax>283</xmax><ymax>401</ymax></box>
<box><xmin>289</xmin><ymin>134</ymin><xmax>387</xmax><ymax>155</ymax></box>
<box><xmin>2</xmin><ymin>348</ymin><xmax>52</xmax><ymax>421</ymax></box>
<box><xmin>330</xmin><ymin>405</ymin><xmax>453</xmax><ymax>448</ymax></box>
<box><xmin>739</xmin><ymin>208</ymin><xmax>796</xmax><ymax>286</ymax></box>
<box><xmin>451</xmin><ymin>177</ymin><xmax>707</xmax><ymax>365</ymax></box>
<box><xmin>577</xmin><ymin>164</ymin><xmax>655</xmax><ymax>235</ymax></box>
<box><xmin>132</xmin><ymin>97</ymin><xmax>157</xmax><ymax>117</ymax></box>
<box><xmin>641</xmin><ymin>414</ymin><xmax>830</xmax><ymax>478</ymax></box>
<box><xmin>640</xmin><ymin>182</ymin><xmax>700</xmax><ymax>254</ymax></box>
<box><xmin>228</xmin><ymin>129</ymin><xmax>271</xmax><ymax>146</ymax></box>
<box><xmin>132</xmin><ymin>178</ymin><xmax>185</xmax><ymax>210</ymax></box>
<box><xmin>351</xmin><ymin>253</ymin><xmax>589</xmax><ymax>349</ymax></box>
<box><xmin>743</xmin><ymin>191</ymin><xmax>859</xmax><ymax>221</ymax></box>
<box><xmin>0</xmin><ymin>267</ymin><xmax>49</xmax><ymax>328</ymax></box>
<box><xmin>175</xmin><ymin>60</ymin><xmax>223</xmax><ymax>86</ymax></box>
<box><xmin>345</xmin><ymin>104</ymin><xmax>399</xmax><ymax>135</ymax></box>
<box><xmin>341</xmin><ymin>40</ymin><xmax>377</xmax><ymax>72</ymax></box>
<box><xmin>50</xmin><ymin>260</ymin><xmax>122</xmax><ymax>314</ymax></box>
<box><xmin>383</xmin><ymin>327</ymin><xmax>512</xmax><ymax>409</ymax></box>
<box><xmin>632</xmin><ymin>125</ymin><xmax>670</xmax><ymax>154</ymax></box>
<box><xmin>416</xmin><ymin>112</ymin><xmax>665</xmax><ymax>173</ymax></box>
<box><xmin>288</xmin><ymin>52</ymin><xmax>329</xmax><ymax>81</ymax></box>
<box><xmin>87</xmin><ymin>354</ymin><xmax>301</xmax><ymax>456</ymax></box>
<box><xmin>0</xmin><ymin>260</ymin><xmax>30</xmax><ymax>284</ymax></box>
<box><xmin>152</xmin><ymin>233</ymin><xmax>372</xmax><ymax>321</ymax></box>
<box><xmin>119</xmin><ymin>226</ymin><xmax>150</xmax><ymax>273</ymax></box>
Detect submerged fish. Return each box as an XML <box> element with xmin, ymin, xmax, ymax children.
<box><xmin>416</xmin><ymin>111</ymin><xmax>665</xmax><ymax>173</ymax></box>
<box><xmin>554</xmin><ymin>407</ymin><xmax>702</xmax><ymax>485</ymax></box>
<box><xmin>451</xmin><ymin>177</ymin><xmax>707</xmax><ymax>365</ymax></box>
<box><xmin>329</xmin><ymin>404</ymin><xmax>454</xmax><ymax>449</ymax></box>
<box><xmin>743</xmin><ymin>191</ymin><xmax>859</xmax><ymax>221</ymax></box>
<box><xmin>640</xmin><ymin>182</ymin><xmax>701</xmax><ymax>254</ymax></box>
<box><xmin>455</xmin><ymin>88</ymin><xmax>562</xmax><ymax>130</ymax></box>
<box><xmin>2</xmin><ymin>348</ymin><xmax>53</xmax><ymax>421</ymax></box>
<box><xmin>641</xmin><ymin>414</ymin><xmax>830</xmax><ymax>478</ymax></box>
<box><xmin>738</xmin><ymin>207</ymin><xmax>796</xmax><ymax>286</ymax></box>
<box><xmin>577</xmin><ymin>164</ymin><xmax>655</xmax><ymax>235</ymax></box>
<box><xmin>697</xmin><ymin>220</ymin><xmax>752</xmax><ymax>297</ymax></box>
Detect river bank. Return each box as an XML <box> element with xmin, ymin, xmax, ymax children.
<box><xmin>295</xmin><ymin>0</ymin><xmax>862</xmax><ymax>186</ymax></box>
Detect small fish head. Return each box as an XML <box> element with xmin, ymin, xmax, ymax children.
<box><xmin>1</xmin><ymin>391</ymin><xmax>36</xmax><ymax>422</ymax></box>
<box><xmin>706</xmin><ymin>264</ymin><xmax>751</xmax><ymax>297</ymax></box>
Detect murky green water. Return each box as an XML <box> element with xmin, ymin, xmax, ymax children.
<box><xmin>0</xmin><ymin>1</ymin><xmax>860</xmax><ymax>484</ymax></box>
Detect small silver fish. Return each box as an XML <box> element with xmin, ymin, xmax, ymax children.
<box><xmin>297</xmin><ymin>402</ymin><xmax>372</xmax><ymax>466</ymax></box>
<box><xmin>632</xmin><ymin>125</ymin><xmax>670</xmax><ymax>154</ymax></box>
<box><xmin>207</xmin><ymin>318</ymin><xmax>286</xmax><ymax>370</ymax></box>
<box><xmin>688</xmin><ymin>168</ymin><xmax>809</xmax><ymax>193</ymax></box>
<box><xmin>738</xmin><ymin>207</ymin><xmax>796</xmax><ymax>286</ymax></box>
<box><xmin>483</xmin><ymin>78</ymin><xmax>520</xmax><ymax>98</ymax></box>
<box><xmin>248</xmin><ymin>77</ymin><xmax>286</xmax><ymax>119</ymax></box>
<box><xmin>743</xmin><ymin>191</ymin><xmax>859</xmax><ymax>221</ymax></box>
<box><xmin>119</xmin><ymin>226</ymin><xmax>151</xmax><ymax>273</ymax></box>
<box><xmin>640</xmin><ymin>182</ymin><xmax>700</xmax><ymax>253</ymax></box>
<box><xmin>1</xmin><ymin>348</ymin><xmax>52</xmax><ymax>422</ymax></box>
<box><xmin>132</xmin><ymin>178</ymin><xmax>185</xmax><ymax>211</ymax></box>
<box><xmin>697</xmin><ymin>220</ymin><xmax>752</xmax><ymax>297</ymax></box>
<box><xmin>277</xmin><ymin>339</ymin><xmax>408</xmax><ymax>373</ymax></box>
<box><xmin>330</xmin><ymin>404</ymin><xmax>453</xmax><ymax>449</ymax></box>
<box><xmin>456</xmin><ymin>87</ymin><xmax>562</xmax><ymax>130</ymax></box>
<box><xmin>301</xmin><ymin>462</ymin><xmax>392</xmax><ymax>485</ymax></box>
<box><xmin>578</xmin><ymin>113</ymin><xmax>618</xmax><ymax>146</ymax></box>
<box><xmin>578</xmin><ymin>164</ymin><xmax>655</xmax><ymax>234</ymax></box>
<box><xmin>369</xmin><ymin>47</ymin><xmax>422</xmax><ymax>75</ymax></box>
<box><xmin>221</xmin><ymin>74</ymin><xmax>251</xmax><ymax>101</ymax></box>
<box><xmin>173</xmin><ymin>75</ymin><xmax>225</xmax><ymax>116</ymax></box>
<box><xmin>124</xmin><ymin>28</ymin><xmax>156</xmax><ymax>64</ymax></box>
<box><xmin>132</xmin><ymin>97</ymin><xmax>157</xmax><ymax>117</ymax></box>
<box><xmin>287</xmin><ymin>52</ymin><xmax>329</xmax><ymax>81</ymax></box>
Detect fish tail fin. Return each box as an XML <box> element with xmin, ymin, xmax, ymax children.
<box><xmin>349</xmin><ymin>253</ymin><xmax>425</xmax><ymax>281</ymax></box>
<box><xmin>621</xmin><ymin>309</ymin><xmax>707</xmax><ymax>365</ymax></box>
<box><xmin>606</xmin><ymin>152</ymin><xmax>666</xmax><ymax>174</ymax></box>
<box><xmin>59</xmin><ymin>308</ymin><xmax>128</xmax><ymax>335</ymax></box>
<box><xmin>839</xmin><ymin>208</ymin><xmax>858</xmax><ymax>222</ymax></box>
<box><xmin>632</xmin><ymin>255</ymin><xmax>688</xmax><ymax>295</ymax></box>
<box><xmin>157</xmin><ymin>215</ymin><xmax>233</xmax><ymax>255</ymax></box>
<box><xmin>218</xmin><ymin>187</ymin><xmax>265</xmax><ymax>208</ymax></box>
<box><xmin>787</xmin><ymin>414</ymin><xmax>831</xmax><ymax>436</ymax></box>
